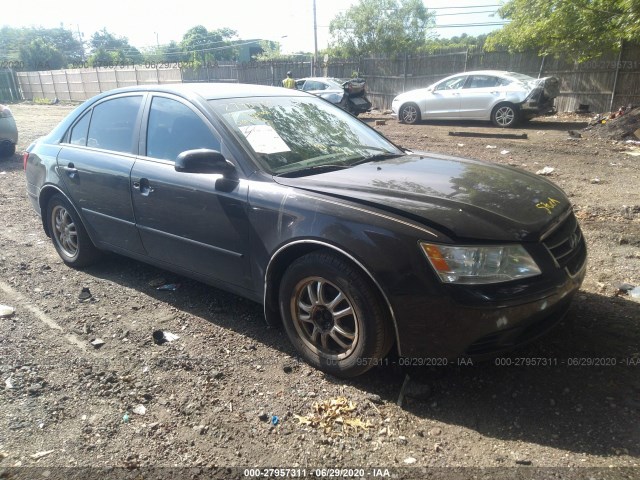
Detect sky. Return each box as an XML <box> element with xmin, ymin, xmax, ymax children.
<box><xmin>4</xmin><ymin>0</ymin><xmax>507</xmax><ymax>54</ymax></box>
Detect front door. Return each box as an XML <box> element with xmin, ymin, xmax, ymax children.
<box><xmin>424</xmin><ymin>75</ymin><xmax>467</xmax><ymax>118</ymax></box>
<box><xmin>130</xmin><ymin>95</ymin><xmax>251</xmax><ymax>288</ymax></box>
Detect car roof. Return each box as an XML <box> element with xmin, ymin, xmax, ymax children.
<box><xmin>297</xmin><ymin>77</ymin><xmax>343</xmax><ymax>82</ymax></box>
<box><xmin>448</xmin><ymin>70</ymin><xmax>534</xmax><ymax>79</ymax></box>
<box><xmin>94</xmin><ymin>83</ymin><xmax>310</xmax><ymax>101</ymax></box>
<box><xmin>459</xmin><ymin>70</ymin><xmax>510</xmax><ymax>76</ymax></box>
<box><xmin>37</xmin><ymin>83</ymin><xmax>313</xmax><ymax>145</ymax></box>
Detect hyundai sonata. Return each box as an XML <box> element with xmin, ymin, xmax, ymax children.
<box><xmin>24</xmin><ymin>84</ymin><xmax>585</xmax><ymax>377</ymax></box>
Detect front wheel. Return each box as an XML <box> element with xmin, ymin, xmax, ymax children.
<box><xmin>399</xmin><ymin>103</ymin><xmax>420</xmax><ymax>124</ymax></box>
<box><xmin>279</xmin><ymin>252</ymin><xmax>392</xmax><ymax>377</ymax></box>
<box><xmin>47</xmin><ymin>194</ymin><xmax>101</xmax><ymax>267</ymax></box>
<box><xmin>491</xmin><ymin>103</ymin><xmax>519</xmax><ymax>128</ymax></box>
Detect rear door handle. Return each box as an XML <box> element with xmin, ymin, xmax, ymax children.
<box><xmin>61</xmin><ymin>163</ymin><xmax>78</xmax><ymax>178</ymax></box>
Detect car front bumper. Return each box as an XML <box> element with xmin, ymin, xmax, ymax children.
<box><xmin>392</xmin><ymin>260</ymin><xmax>586</xmax><ymax>361</ymax></box>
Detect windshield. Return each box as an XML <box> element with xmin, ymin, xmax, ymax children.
<box><xmin>209</xmin><ymin>96</ymin><xmax>402</xmax><ymax>175</ymax></box>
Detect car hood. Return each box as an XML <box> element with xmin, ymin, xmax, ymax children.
<box><xmin>393</xmin><ymin>88</ymin><xmax>431</xmax><ymax>103</ymax></box>
<box><xmin>273</xmin><ymin>153</ymin><xmax>570</xmax><ymax>242</ymax></box>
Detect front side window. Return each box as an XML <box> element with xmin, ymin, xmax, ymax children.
<box><xmin>435</xmin><ymin>76</ymin><xmax>467</xmax><ymax>91</ymax></box>
<box><xmin>146</xmin><ymin>96</ymin><xmax>220</xmax><ymax>161</ymax></box>
<box><xmin>86</xmin><ymin>96</ymin><xmax>143</xmax><ymax>153</ymax></box>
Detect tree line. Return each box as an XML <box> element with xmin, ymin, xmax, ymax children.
<box><xmin>0</xmin><ymin>25</ymin><xmax>245</xmax><ymax>70</ymax></box>
<box><xmin>1</xmin><ymin>0</ymin><xmax>638</xmax><ymax>71</ymax></box>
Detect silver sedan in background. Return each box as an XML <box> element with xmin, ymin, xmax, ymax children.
<box><xmin>392</xmin><ymin>70</ymin><xmax>559</xmax><ymax>127</ymax></box>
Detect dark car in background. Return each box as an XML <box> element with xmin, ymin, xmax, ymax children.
<box><xmin>392</xmin><ymin>70</ymin><xmax>559</xmax><ymax>127</ymax></box>
<box><xmin>24</xmin><ymin>84</ymin><xmax>586</xmax><ymax>377</ymax></box>
<box><xmin>295</xmin><ymin>77</ymin><xmax>372</xmax><ymax>115</ymax></box>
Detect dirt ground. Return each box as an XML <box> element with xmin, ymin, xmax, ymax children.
<box><xmin>0</xmin><ymin>103</ymin><xmax>639</xmax><ymax>479</ymax></box>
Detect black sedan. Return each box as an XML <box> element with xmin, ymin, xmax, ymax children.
<box><xmin>24</xmin><ymin>84</ymin><xmax>586</xmax><ymax>377</ymax></box>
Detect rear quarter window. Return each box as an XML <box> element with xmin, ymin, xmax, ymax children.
<box><xmin>69</xmin><ymin>110</ymin><xmax>91</xmax><ymax>146</ymax></box>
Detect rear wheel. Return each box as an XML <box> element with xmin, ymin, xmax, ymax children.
<box><xmin>279</xmin><ymin>252</ymin><xmax>392</xmax><ymax>377</ymax></box>
<box><xmin>399</xmin><ymin>103</ymin><xmax>420</xmax><ymax>124</ymax></box>
<box><xmin>491</xmin><ymin>103</ymin><xmax>519</xmax><ymax>128</ymax></box>
<box><xmin>47</xmin><ymin>194</ymin><xmax>101</xmax><ymax>267</ymax></box>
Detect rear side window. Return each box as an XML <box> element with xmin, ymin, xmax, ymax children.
<box><xmin>466</xmin><ymin>75</ymin><xmax>504</xmax><ymax>89</ymax></box>
<box><xmin>86</xmin><ymin>96</ymin><xmax>143</xmax><ymax>153</ymax></box>
<box><xmin>146</xmin><ymin>96</ymin><xmax>220</xmax><ymax>161</ymax></box>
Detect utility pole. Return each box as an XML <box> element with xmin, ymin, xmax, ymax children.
<box><xmin>79</xmin><ymin>25</ymin><xmax>85</xmax><ymax>62</ymax></box>
<box><xmin>313</xmin><ymin>0</ymin><xmax>318</xmax><ymax>76</ymax></box>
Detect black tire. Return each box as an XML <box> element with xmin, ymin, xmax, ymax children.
<box><xmin>0</xmin><ymin>142</ymin><xmax>15</xmax><ymax>158</ymax></box>
<box><xmin>47</xmin><ymin>194</ymin><xmax>101</xmax><ymax>267</ymax></box>
<box><xmin>491</xmin><ymin>103</ymin><xmax>519</xmax><ymax>128</ymax></box>
<box><xmin>279</xmin><ymin>252</ymin><xmax>392</xmax><ymax>377</ymax></box>
<box><xmin>399</xmin><ymin>103</ymin><xmax>420</xmax><ymax>124</ymax></box>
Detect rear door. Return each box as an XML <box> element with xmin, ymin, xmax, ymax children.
<box><xmin>458</xmin><ymin>74</ymin><xmax>509</xmax><ymax>119</ymax></box>
<box><xmin>130</xmin><ymin>94</ymin><xmax>251</xmax><ymax>287</ymax></box>
<box><xmin>56</xmin><ymin>93</ymin><xmax>146</xmax><ymax>254</ymax></box>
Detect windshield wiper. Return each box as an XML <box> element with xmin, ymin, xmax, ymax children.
<box><xmin>349</xmin><ymin>152</ymin><xmax>403</xmax><ymax>166</ymax></box>
<box><xmin>276</xmin><ymin>164</ymin><xmax>349</xmax><ymax>178</ymax></box>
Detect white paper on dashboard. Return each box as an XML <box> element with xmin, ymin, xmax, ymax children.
<box><xmin>238</xmin><ymin>125</ymin><xmax>291</xmax><ymax>154</ymax></box>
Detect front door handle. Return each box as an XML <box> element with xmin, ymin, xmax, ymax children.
<box><xmin>135</xmin><ymin>177</ymin><xmax>155</xmax><ymax>196</ymax></box>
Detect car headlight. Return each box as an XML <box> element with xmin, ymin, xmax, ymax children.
<box><xmin>420</xmin><ymin>242</ymin><xmax>541</xmax><ymax>284</ymax></box>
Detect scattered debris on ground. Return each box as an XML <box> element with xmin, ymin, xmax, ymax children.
<box><xmin>294</xmin><ymin>397</ymin><xmax>371</xmax><ymax>436</ymax></box>
<box><xmin>585</xmin><ymin>105</ymin><xmax>640</xmax><ymax>141</ymax></box>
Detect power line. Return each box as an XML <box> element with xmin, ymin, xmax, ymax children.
<box><xmin>427</xmin><ymin>4</ymin><xmax>501</xmax><ymax>9</ymax></box>
<box><xmin>435</xmin><ymin>22</ymin><xmax>508</xmax><ymax>28</ymax></box>
<box><xmin>435</xmin><ymin>10</ymin><xmax>499</xmax><ymax>17</ymax></box>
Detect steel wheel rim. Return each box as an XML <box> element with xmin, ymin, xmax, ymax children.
<box><xmin>495</xmin><ymin>106</ymin><xmax>515</xmax><ymax>126</ymax></box>
<box><xmin>401</xmin><ymin>105</ymin><xmax>417</xmax><ymax>124</ymax></box>
<box><xmin>51</xmin><ymin>205</ymin><xmax>78</xmax><ymax>258</ymax></box>
<box><xmin>290</xmin><ymin>277</ymin><xmax>359</xmax><ymax>360</ymax></box>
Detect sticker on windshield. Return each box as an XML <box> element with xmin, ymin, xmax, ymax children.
<box><xmin>238</xmin><ymin>125</ymin><xmax>291</xmax><ymax>154</ymax></box>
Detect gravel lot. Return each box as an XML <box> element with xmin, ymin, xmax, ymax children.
<box><xmin>0</xmin><ymin>103</ymin><xmax>639</xmax><ymax>479</ymax></box>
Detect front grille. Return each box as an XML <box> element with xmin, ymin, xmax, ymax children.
<box><xmin>542</xmin><ymin>213</ymin><xmax>587</xmax><ymax>275</ymax></box>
